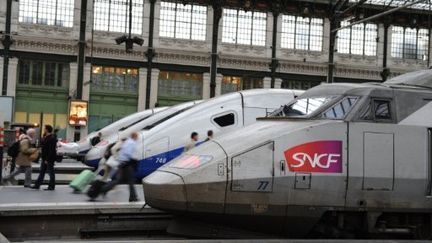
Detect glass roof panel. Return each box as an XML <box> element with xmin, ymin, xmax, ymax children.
<box><xmin>350</xmin><ymin>0</ymin><xmax>432</xmax><ymax>10</ymax></box>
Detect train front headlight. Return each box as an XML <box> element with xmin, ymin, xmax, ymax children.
<box><xmin>168</xmin><ymin>154</ymin><xmax>213</xmax><ymax>170</ymax></box>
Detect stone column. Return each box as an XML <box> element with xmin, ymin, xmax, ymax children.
<box><xmin>215</xmin><ymin>74</ymin><xmax>222</xmax><ymax>97</ymax></box>
<box><xmin>82</xmin><ymin>63</ymin><xmax>91</xmax><ymax>101</ymax></box>
<box><xmin>138</xmin><ymin>68</ymin><xmax>148</xmax><ymax>111</ymax></box>
<box><xmin>377</xmin><ymin>23</ymin><xmax>385</xmax><ymax>68</ymax></box>
<box><xmin>149</xmin><ymin>69</ymin><xmax>160</xmax><ymax>108</ymax></box>
<box><xmin>152</xmin><ymin>0</ymin><xmax>161</xmax><ymax>47</ymax></box>
<box><xmin>66</xmin><ymin>63</ymin><xmax>78</xmax><ymax>142</ymax></box>
<box><xmin>323</xmin><ymin>18</ymin><xmax>331</xmax><ymax>59</ymax></box>
<box><xmin>275</xmin><ymin>78</ymin><xmax>283</xmax><ymax>89</ymax></box>
<box><xmin>266</xmin><ymin>11</ymin><xmax>274</xmax><ymax>58</ymax></box>
<box><xmin>79</xmin><ymin>63</ymin><xmax>92</xmax><ymax>139</ymax></box>
<box><xmin>10</xmin><ymin>0</ymin><xmax>19</xmax><ymax>34</ymax></box>
<box><xmin>263</xmin><ymin>77</ymin><xmax>271</xmax><ymax>89</ymax></box>
<box><xmin>202</xmin><ymin>73</ymin><xmax>211</xmax><ymax>99</ymax></box>
<box><xmin>7</xmin><ymin>57</ymin><xmax>18</xmax><ymax>97</ymax></box>
<box><xmin>142</xmin><ymin>0</ymin><xmax>151</xmax><ymax>41</ymax></box>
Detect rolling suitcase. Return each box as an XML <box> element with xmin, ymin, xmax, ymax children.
<box><xmin>87</xmin><ymin>180</ymin><xmax>106</xmax><ymax>199</ymax></box>
<box><xmin>69</xmin><ymin>169</ymin><xmax>96</xmax><ymax>192</ymax></box>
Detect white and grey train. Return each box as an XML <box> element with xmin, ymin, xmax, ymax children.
<box><xmin>85</xmin><ymin>100</ymin><xmax>201</xmax><ymax>168</ymax></box>
<box><xmin>86</xmin><ymin>89</ymin><xmax>301</xmax><ymax>179</ymax></box>
<box><xmin>143</xmin><ymin>69</ymin><xmax>432</xmax><ymax>239</ymax></box>
<box><xmin>57</xmin><ymin>107</ymin><xmax>166</xmax><ymax>162</ymax></box>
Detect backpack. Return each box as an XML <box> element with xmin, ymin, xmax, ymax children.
<box><xmin>7</xmin><ymin>141</ymin><xmax>20</xmax><ymax>158</ymax></box>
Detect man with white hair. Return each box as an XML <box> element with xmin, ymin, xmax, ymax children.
<box><xmin>2</xmin><ymin>128</ymin><xmax>38</xmax><ymax>187</ymax></box>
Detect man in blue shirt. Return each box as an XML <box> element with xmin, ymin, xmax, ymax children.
<box><xmin>101</xmin><ymin>132</ymin><xmax>139</xmax><ymax>202</ymax></box>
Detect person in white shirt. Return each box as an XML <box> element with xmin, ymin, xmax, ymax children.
<box><xmin>101</xmin><ymin>132</ymin><xmax>139</xmax><ymax>202</ymax></box>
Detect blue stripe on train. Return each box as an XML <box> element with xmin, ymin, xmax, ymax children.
<box><xmin>83</xmin><ymin>158</ymin><xmax>101</xmax><ymax>168</ymax></box>
<box><xmin>135</xmin><ymin>141</ymin><xmax>205</xmax><ymax>179</ymax></box>
<box><xmin>83</xmin><ymin>142</ymin><xmax>205</xmax><ymax>178</ymax></box>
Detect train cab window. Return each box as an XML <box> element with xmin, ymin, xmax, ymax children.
<box><xmin>374</xmin><ymin>100</ymin><xmax>391</xmax><ymax>120</ymax></box>
<box><xmin>213</xmin><ymin>113</ymin><xmax>235</xmax><ymax>127</ymax></box>
<box><xmin>360</xmin><ymin>99</ymin><xmax>392</xmax><ymax>122</ymax></box>
<box><xmin>322</xmin><ymin>96</ymin><xmax>358</xmax><ymax>119</ymax></box>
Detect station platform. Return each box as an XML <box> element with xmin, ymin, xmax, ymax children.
<box><xmin>0</xmin><ymin>185</ymin><xmax>171</xmax><ymax>241</ymax></box>
<box><xmin>3</xmin><ymin>160</ymin><xmax>92</xmax><ymax>185</ymax></box>
<box><xmin>0</xmin><ymin>185</ymin><xmax>146</xmax><ymax>215</ymax></box>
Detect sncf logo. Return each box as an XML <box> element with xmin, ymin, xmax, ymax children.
<box><xmin>284</xmin><ymin>140</ymin><xmax>343</xmax><ymax>173</ymax></box>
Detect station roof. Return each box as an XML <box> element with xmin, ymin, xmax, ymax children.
<box><xmin>350</xmin><ymin>0</ymin><xmax>431</xmax><ymax>10</ymax></box>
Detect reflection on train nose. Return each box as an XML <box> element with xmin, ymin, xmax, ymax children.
<box><xmin>143</xmin><ymin>171</ymin><xmax>187</xmax><ymax>211</ymax></box>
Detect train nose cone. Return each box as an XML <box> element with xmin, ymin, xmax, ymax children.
<box><xmin>143</xmin><ymin>171</ymin><xmax>187</xmax><ymax>211</ymax></box>
<box><xmin>84</xmin><ymin>147</ymin><xmax>103</xmax><ymax>167</ymax></box>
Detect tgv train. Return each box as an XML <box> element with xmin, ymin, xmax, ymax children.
<box><xmin>86</xmin><ymin>89</ymin><xmax>301</xmax><ymax>178</ymax></box>
<box><xmin>57</xmin><ymin>107</ymin><xmax>165</xmax><ymax>160</ymax></box>
<box><xmin>144</xmin><ymin>70</ymin><xmax>432</xmax><ymax>239</ymax></box>
<box><xmin>84</xmin><ymin>101</ymin><xmax>201</xmax><ymax>167</ymax></box>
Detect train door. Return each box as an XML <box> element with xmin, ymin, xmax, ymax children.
<box><xmin>225</xmin><ymin>142</ymin><xmax>274</xmax><ymax>214</ymax></box>
<box><xmin>346</xmin><ymin>98</ymin><xmax>396</xmax><ymax>207</ymax></box>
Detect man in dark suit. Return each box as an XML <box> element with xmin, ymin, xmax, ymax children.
<box><xmin>31</xmin><ymin>125</ymin><xmax>57</xmax><ymax>190</ymax></box>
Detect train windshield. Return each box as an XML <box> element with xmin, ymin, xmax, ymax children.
<box><xmin>321</xmin><ymin>96</ymin><xmax>359</xmax><ymax>120</ymax></box>
<box><xmin>270</xmin><ymin>96</ymin><xmax>337</xmax><ymax>118</ymax></box>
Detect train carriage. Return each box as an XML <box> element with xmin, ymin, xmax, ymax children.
<box><xmin>143</xmin><ymin>69</ymin><xmax>432</xmax><ymax>239</ymax></box>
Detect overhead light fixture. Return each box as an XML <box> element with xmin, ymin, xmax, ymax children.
<box><xmin>133</xmin><ymin>36</ymin><xmax>144</xmax><ymax>46</ymax></box>
<box><xmin>115</xmin><ymin>35</ymin><xmax>144</xmax><ymax>53</ymax></box>
<box><xmin>115</xmin><ymin>35</ymin><xmax>127</xmax><ymax>45</ymax></box>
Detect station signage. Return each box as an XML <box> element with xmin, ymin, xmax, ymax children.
<box><xmin>68</xmin><ymin>100</ymin><xmax>88</xmax><ymax>126</ymax></box>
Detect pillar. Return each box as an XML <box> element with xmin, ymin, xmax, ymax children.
<box><xmin>66</xmin><ymin>63</ymin><xmax>78</xmax><ymax>142</ymax></box>
<box><xmin>145</xmin><ymin>0</ymin><xmax>157</xmax><ymax>109</ymax></box>
<box><xmin>79</xmin><ymin>63</ymin><xmax>91</xmax><ymax>139</ymax></box>
<box><xmin>215</xmin><ymin>74</ymin><xmax>222</xmax><ymax>97</ymax></box>
<box><xmin>6</xmin><ymin>57</ymin><xmax>18</xmax><ymax>97</ymax></box>
<box><xmin>82</xmin><ymin>63</ymin><xmax>91</xmax><ymax>101</ymax></box>
<box><xmin>202</xmin><ymin>73</ymin><xmax>211</xmax><ymax>99</ymax></box>
<box><xmin>323</xmin><ymin>18</ymin><xmax>331</xmax><ymax>58</ymax></box>
<box><xmin>138</xmin><ymin>68</ymin><xmax>148</xmax><ymax>111</ymax></box>
<box><xmin>263</xmin><ymin>77</ymin><xmax>271</xmax><ymax>89</ymax></box>
<box><xmin>210</xmin><ymin>3</ymin><xmax>222</xmax><ymax>97</ymax></box>
<box><xmin>149</xmin><ymin>69</ymin><xmax>159</xmax><ymax>108</ymax></box>
<box><xmin>275</xmin><ymin>78</ymin><xmax>283</xmax><ymax>89</ymax></box>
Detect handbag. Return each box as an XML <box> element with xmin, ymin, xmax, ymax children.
<box><xmin>29</xmin><ymin>150</ymin><xmax>40</xmax><ymax>162</ymax></box>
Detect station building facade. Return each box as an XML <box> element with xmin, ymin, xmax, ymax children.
<box><xmin>0</xmin><ymin>0</ymin><xmax>430</xmax><ymax>141</ymax></box>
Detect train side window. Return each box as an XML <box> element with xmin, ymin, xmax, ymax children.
<box><xmin>213</xmin><ymin>113</ymin><xmax>235</xmax><ymax>127</ymax></box>
<box><xmin>374</xmin><ymin>100</ymin><xmax>391</xmax><ymax>120</ymax></box>
<box><xmin>322</xmin><ymin>96</ymin><xmax>358</xmax><ymax>119</ymax></box>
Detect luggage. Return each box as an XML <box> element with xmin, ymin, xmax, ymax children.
<box><xmin>29</xmin><ymin>150</ymin><xmax>40</xmax><ymax>162</ymax></box>
<box><xmin>69</xmin><ymin>169</ymin><xmax>96</xmax><ymax>192</ymax></box>
<box><xmin>7</xmin><ymin>141</ymin><xmax>20</xmax><ymax>157</ymax></box>
<box><xmin>87</xmin><ymin>180</ymin><xmax>106</xmax><ymax>199</ymax></box>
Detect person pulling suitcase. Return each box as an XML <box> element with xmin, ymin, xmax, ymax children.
<box><xmin>88</xmin><ymin>133</ymin><xmax>139</xmax><ymax>202</ymax></box>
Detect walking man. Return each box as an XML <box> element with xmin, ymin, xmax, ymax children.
<box><xmin>2</xmin><ymin>129</ymin><xmax>38</xmax><ymax>187</ymax></box>
<box><xmin>100</xmin><ymin>132</ymin><xmax>139</xmax><ymax>202</ymax></box>
<box><xmin>8</xmin><ymin>128</ymin><xmax>26</xmax><ymax>173</ymax></box>
<box><xmin>31</xmin><ymin>125</ymin><xmax>57</xmax><ymax>190</ymax></box>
